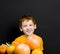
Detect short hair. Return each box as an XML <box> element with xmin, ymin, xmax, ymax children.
<box><xmin>19</xmin><ymin>15</ymin><xmax>36</xmax><ymax>27</ymax></box>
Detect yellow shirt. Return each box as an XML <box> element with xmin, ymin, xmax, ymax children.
<box><xmin>11</xmin><ymin>34</ymin><xmax>44</xmax><ymax>51</ymax></box>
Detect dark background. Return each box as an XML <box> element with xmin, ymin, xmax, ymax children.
<box><xmin>0</xmin><ymin>0</ymin><xmax>60</xmax><ymax>54</ymax></box>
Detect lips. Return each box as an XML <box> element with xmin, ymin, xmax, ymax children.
<box><xmin>26</xmin><ymin>28</ymin><xmax>33</xmax><ymax>33</ymax></box>
<box><xmin>26</xmin><ymin>30</ymin><xmax>32</xmax><ymax>33</ymax></box>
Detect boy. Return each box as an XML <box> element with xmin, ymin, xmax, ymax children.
<box><xmin>11</xmin><ymin>15</ymin><xmax>44</xmax><ymax>54</ymax></box>
<box><xmin>0</xmin><ymin>15</ymin><xmax>44</xmax><ymax>54</ymax></box>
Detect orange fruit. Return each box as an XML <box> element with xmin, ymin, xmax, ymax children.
<box><xmin>7</xmin><ymin>45</ymin><xmax>15</xmax><ymax>54</ymax></box>
<box><xmin>0</xmin><ymin>44</ymin><xmax>7</xmax><ymax>54</ymax></box>
<box><xmin>27</xmin><ymin>34</ymin><xmax>42</xmax><ymax>49</ymax></box>
<box><xmin>32</xmin><ymin>48</ymin><xmax>43</xmax><ymax>54</ymax></box>
<box><xmin>15</xmin><ymin>43</ymin><xmax>30</xmax><ymax>54</ymax></box>
<box><xmin>12</xmin><ymin>41</ymin><xmax>20</xmax><ymax>47</ymax></box>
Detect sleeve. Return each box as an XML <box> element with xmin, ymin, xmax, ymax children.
<box><xmin>39</xmin><ymin>36</ymin><xmax>44</xmax><ymax>51</ymax></box>
<box><xmin>11</xmin><ymin>36</ymin><xmax>27</xmax><ymax>46</ymax></box>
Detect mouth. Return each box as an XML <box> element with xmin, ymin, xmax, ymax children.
<box><xmin>26</xmin><ymin>31</ymin><xmax>31</xmax><ymax>33</ymax></box>
<box><xmin>26</xmin><ymin>30</ymin><xmax>32</xmax><ymax>33</ymax></box>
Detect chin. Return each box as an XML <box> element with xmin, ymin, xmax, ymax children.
<box><xmin>26</xmin><ymin>33</ymin><xmax>33</xmax><ymax>36</ymax></box>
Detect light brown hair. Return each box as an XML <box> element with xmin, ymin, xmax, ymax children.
<box><xmin>19</xmin><ymin>15</ymin><xmax>36</xmax><ymax>27</ymax></box>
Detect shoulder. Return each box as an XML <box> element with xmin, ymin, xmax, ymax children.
<box><xmin>34</xmin><ymin>34</ymin><xmax>43</xmax><ymax>41</ymax></box>
<box><xmin>34</xmin><ymin>34</ymin><xmax>42</xmax><ymax>38</ymax></box>
<box><xmin>15</xmin><ymin>35</ymin><xmax>25</xmax><ymax>40</ymax></box>
<box><xmin>11</xmin><ymin>35</ymin><xmax>26</xmax><ymax>45</ymax></box>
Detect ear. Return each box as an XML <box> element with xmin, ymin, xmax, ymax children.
<box><xmin>34</xmin><ymin>24</ymin><xmax>37</xmax><ymax>29</ymax></box>
<box><xmin>19</xmin><ymin>27</ymin><xmax>22</xmax><ymax>31</ymax></box>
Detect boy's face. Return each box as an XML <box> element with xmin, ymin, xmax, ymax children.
<box><xmin>20</xmin><ymin>20</ymin><xmax>36</xmax><ymax>36</ymax></box>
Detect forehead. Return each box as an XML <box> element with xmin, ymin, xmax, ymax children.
<box><xmin>22</xmin><ymin>20</ymin><xmax>34</xmax><ymax>25</ymax></box>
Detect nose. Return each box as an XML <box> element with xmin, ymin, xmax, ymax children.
<box><xmin>26</xmin><ymin>25</ymin><xmax>31</xmax><ymax>29</ymax></box>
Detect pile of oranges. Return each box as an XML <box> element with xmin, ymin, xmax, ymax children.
<box><xmin>0</xmin><ymin>35</ymin><xmax>43</xmax><ymax>54</ymax></box>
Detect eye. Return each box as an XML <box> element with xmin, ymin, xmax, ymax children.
<box><xmin>23</xmin><ymin>25</ymin><xmax>27</xmax><ymax>27</ymax></box>
<box><xmin>29</xmin><ymin>24</ymin><xmax>33</xmax><ymax>26</ymax></box>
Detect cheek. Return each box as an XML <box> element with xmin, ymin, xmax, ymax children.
<box><xmin>31</xmin><ymin>26</ymin><xmax>35</xmax><ymax>29</ymax></box>
<box><xmin>22</xmin><ymin>27</ymin><xmax>27</xmax><ymax>31</ymax></box>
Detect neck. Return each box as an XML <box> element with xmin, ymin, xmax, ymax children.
<box><xmin>24</xmin><ymin>34</ymin><xmax>35</xmax><ymax>37</ymax></box>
